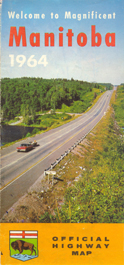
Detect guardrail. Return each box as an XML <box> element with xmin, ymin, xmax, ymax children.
<box><xmin>44</xmin><ymin>135</ymin><xmax>85</xmax><ymax>176</ymax></box>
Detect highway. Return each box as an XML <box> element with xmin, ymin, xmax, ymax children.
<box><xmin>1</xmin><ymin>90</ymin><xmax>113</xmax><ymax>218</ymax></box>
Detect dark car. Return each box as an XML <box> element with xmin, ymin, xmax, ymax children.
<box><xmin>29</xmin><ymin>140</ymin><xmax>38</xmax><ymax>147</ymax></box>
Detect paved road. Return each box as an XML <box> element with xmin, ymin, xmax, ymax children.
<box><xmin>1</xmin><ymin>90</ymin><xmax>113</xmax><ymax>218</ymax></box>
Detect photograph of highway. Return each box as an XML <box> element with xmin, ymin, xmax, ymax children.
<box><xmin>1</xmin><ymin>86</ymin><xmax>123</xmax><ymax>223</ymax></box>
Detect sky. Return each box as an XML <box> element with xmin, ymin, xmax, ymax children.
<box><xmin>1</xmin><ymin>0</ymin><xmax>124</xmax><ymax>85</ymax></box>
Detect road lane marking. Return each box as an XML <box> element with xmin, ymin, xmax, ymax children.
<box><xmin>0</xmin><ymin>92</ymin><xmax>112</xmax><ymax>191</ymax></box>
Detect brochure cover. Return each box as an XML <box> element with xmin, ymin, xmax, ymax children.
<box><xmin>1</xmin><ymin>0</ymin><xmax>124</xmax><ymax>264</ymax></box>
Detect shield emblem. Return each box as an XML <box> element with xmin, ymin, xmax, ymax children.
<box><xmin>9</xmin><ymin>230</ymin><xmax>38</xmax><ymax>261</ymax></box>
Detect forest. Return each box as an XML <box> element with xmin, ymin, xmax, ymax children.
<box><xmin>1</xmin><ymin>77</ymin><xmax>112</xmax><ymax>123</ymax></box>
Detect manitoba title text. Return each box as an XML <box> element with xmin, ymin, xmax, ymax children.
<box><xmin>8</xmin><ymin>11</ymin><xmax>116</xmax><ymax>48</ymax></box>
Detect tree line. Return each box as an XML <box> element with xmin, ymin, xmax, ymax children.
<box><xmin>1</xmin><ymin>77</ymin><xmax>112</xmax><ymax>121</ymax></box>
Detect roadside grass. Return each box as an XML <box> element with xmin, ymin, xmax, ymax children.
<box><xmin>39</xmin><ymin>90</ymin><xmax>124</xmax><ymax>223</ymax></box>
<box><xmin>113</xmin><ymin>85</ymin><xmax>124</xmax><ymax>128</ymax></box>
<box><xmin>33</xmin><ymin>113</ymin><xmax>73</xmax><ymax>128</ymax></box>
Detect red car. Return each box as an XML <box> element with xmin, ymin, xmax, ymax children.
<box><xmin>17</xmin><ymin>143</ymin><xmax>33</xmax><ymax>152</ymax></box>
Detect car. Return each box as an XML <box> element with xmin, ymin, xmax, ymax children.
<box><xmin>17</xmin><ymin>143</ymin><xmax>33</xmax><ymax>152</ymax></box>
<box><xmin>29</xmin><ymin>140</ymin><xmax>38</xmax><ymax>147</ymax></box>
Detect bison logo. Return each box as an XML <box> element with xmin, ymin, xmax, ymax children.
<box><xmin>9</xmin><ymin>231</ymin><xmax>38</xmax><ymax>261</ymax></box>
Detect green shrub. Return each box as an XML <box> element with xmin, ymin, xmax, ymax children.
<box><xmin>39</xmin><ymin>212</ymin><xmax>54</xmax><ymax>223</ymax></box>
<box><xmin>32</xmin><ymin>128</ymin><xmax>40</xmax><ymax>135</ymax></box>
<box><xmin>26</xmin><ymin>132</ymin><xmax>31</xmax><ymax>137</ymax></box>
